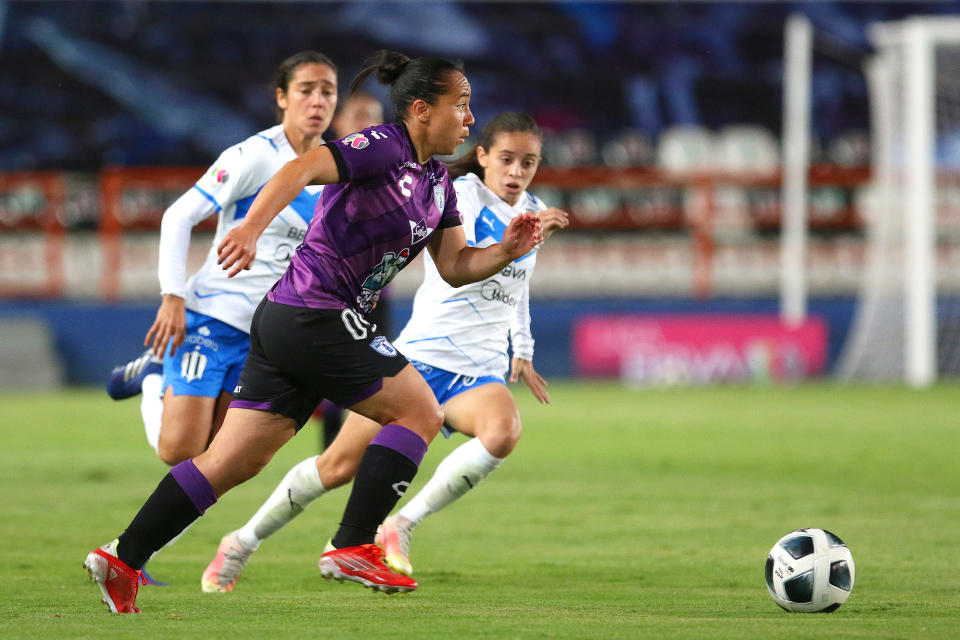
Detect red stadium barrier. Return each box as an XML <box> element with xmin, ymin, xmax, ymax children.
<box><xmin>99</xmin><ymin>167</ymin><xmax>212</xmax><ymax>300</ymax></box>
<box><xmin>532</xmin><ymin>166</ymin><xmax>871</xmax><ymax>297</ymax></box>
<box><xmin>0</xmin><ymin>165</ymin><xmax>875</xmax><ymax>300</ymax></box>
<box><xmin>0</xmin><ymin>172</ymin><xmax>66</xmax><ymax>297</ymax></box>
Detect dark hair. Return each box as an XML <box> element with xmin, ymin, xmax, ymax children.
<box><xmin>446</xmin><ymin>112</ymin><xmax>543</xmax><ymax>179</ymax></box>
<box><xmin>350</xmin><ymin>50</ymin><xmax>464</xmax><ymax>120</ymax></box>
<box><xmin>271</xmin><ymin>51</ymin><xmax>338</xmax><ymax>122</ymax></box>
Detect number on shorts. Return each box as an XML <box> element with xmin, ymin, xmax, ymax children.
<box><xmin>341</xmin><ymin>308</ymin><xmax>372</xmax><ymax>340</ymax></box>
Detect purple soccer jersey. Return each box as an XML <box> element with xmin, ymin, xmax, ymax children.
<box><xmin>268</xmin><ymin>123</ymin><xmax>462</xmax><ymax>315</ymax></box>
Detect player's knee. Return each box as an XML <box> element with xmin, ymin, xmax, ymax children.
<box><xmin>157</xmin><ymin>437</ymin><xmax>202</xmax><ymax>467</ymax></box>
<box><xmin>393</xmin><ymin>404</ymin><xmax>443</xmax><ymax>440</ymax></box>
<box><xmin>479</xmin><ymin>417</ymin><xmax>522</xmax><ymax>458</ymax></box>
<box><xmin>318</xmin><ymin>454</ymin><xmax>360</xmax><ymax>489</ymax></box>
<box><xmin>418</xmin><ymin>404</ymin><xmax>445</xmax><ymax>438</ymax></box>
<box><xmin>430</xmin><ymin>404</ymin><xmax>445</xmax><ymax>430</ymax></box>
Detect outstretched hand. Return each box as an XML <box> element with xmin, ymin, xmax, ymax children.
<box><xmin>500</xmin><ymin>212</ymin><xmax>543</xmax><ymax>260</ymax></box>
<box><xmin>538</xmin><ymin>207</ymin><xmax>570</xmax><ymax>240</ymax></box>
<box><xmin>509</xmin><ymin>357</ymin><xmax>549</xmax><ymax>404</ymax></box>
<box><xmin>144</xmin><ymin>294</ymin><xmax>186</xmax><ymax>358</ymax></box>
<box><xmin>217</xmin><ymin>224</ymin><xmax>259</xmax><ymax>277</ymax></box>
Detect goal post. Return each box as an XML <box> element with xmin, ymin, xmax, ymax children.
<box><xmin>903</xmin><ymin>19</ymin><xmax>937</xmax><ymax>387</ymax></box>
<box><xmin>836</xmin><ymin>17</ymin><xmax>960</xmax><ymax>386</ymax></box>
<box><xmin>780</xmin><ymin>14</ymin><xmax>812</xmax><ymax>327</ymax></box>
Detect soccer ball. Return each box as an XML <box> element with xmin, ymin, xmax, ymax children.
<box><xmin>764</xmin><ymin>528</ymin><xmax>855</xmax><ymax>612</ymax></box>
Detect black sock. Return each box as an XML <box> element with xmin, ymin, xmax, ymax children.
<box><xmin>331</xmin><ymin>444</ymin><xmax>417</xmax><ymax>548</ymax></box>
<box><xmin>116</xmin><ymin>473</ymin><xmax>202</xmax><ymax>570</ymax></box>
<box><xmin>322</xmin><ymin>405</ymin><xmax>343</xmax><ymax>449</ymax></box>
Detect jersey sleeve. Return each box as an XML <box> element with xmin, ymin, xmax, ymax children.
<box><xmin>452</xmin><ymin>178</ymin><xmax>482</xmax><ymax>244</ymax></box>
<box><xmin>158</xmin><ymin>137</ymin><xmax>272</xmax><ymax>296</ymax></box>
<box><xmin>326</xmin><ymin>126</ymin><xmax>401</xmax><ymax>182</ymax></box>
<box><xmin>157</xmin><ymin>187</ymin><xmax>218</xmax><ymax>297</ymax></box>
<box><xmin>193</xmin><ymin>144</ymin><xmax>257</xmax><ymax>213</ymax></box>
<box><xmin>509</xmin><ymin>283</ymin><xmax>535</xmax><ymax>361</ymax></box>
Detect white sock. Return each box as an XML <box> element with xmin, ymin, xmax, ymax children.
<box><xmin>140</xmin><ymin>373</ymin><xmax>164</xmax><ymax>454</ymax></box>
<box><xmin>237</xmin><ymin>456</ymin><xmax>327</xmax><ymax>549</ymax></box>
<box><xmin>398</xmin><ymin>437</ymin><xmax>503</xmax><ymax>526</ymax></box>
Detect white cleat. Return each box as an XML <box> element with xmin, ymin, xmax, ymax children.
<box><xmin>375</xmin><ymin>515</ymin><xmax>414</xmax><ymax>576</ymax></box>
<box><xmin>201</xmin><ymin>531</ymin><xmax>258</xmax><ymax>593</ymax></box>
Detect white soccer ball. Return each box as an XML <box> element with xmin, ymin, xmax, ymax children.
<box><xmin>764</xmin><ymin>528</ymin><xmax>855</xmax><ymax>612</ymax></box>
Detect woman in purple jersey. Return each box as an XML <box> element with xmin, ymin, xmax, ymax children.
<box><xmin>82</xmin><ymin>50</ymin><xmax>542</xmax><ymax>613</ymax></box>
<box><xmin>198</xmin><ymin>112</ymin><xmax>569</xmax><ymax>595</ymax></box>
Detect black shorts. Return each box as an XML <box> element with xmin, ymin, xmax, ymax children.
<box><xmin>232</xmin><ymin>298</ymin><xmax>408</xmax><ymax>430</ymax></box>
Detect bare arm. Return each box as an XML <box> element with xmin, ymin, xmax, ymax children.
<box><xmin>426</xmin><ymin>212</ymin><xmax>543</xmax><ymax>288</ymax></box>
<box><xmin>217</xmin><ymin>146</ymin><xmax>340</xmax><ymax>277</ymax></box>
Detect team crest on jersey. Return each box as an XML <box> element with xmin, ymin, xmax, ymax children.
<box><xmin>409</xmin><ymin>218</ymin><xmax>433</xmax><ymax>243</ymax></box>
<box><xmin>210</xmin><ymin>167</ymin><xmax>228</xmax><ymax>184</ymax></box>
<box><xmin>433</xmin><ymin>184</ymin><xmax>445</xmax><ymax>212</ymax></box>
<box><xmin>362</xmin><ymin>248</ymin><xmax>410</xmax><ymax>291</ymax></box>
<box><xmin>342</xmin><ymin>133</ymin><xmax>369</xmax><ymax>150</ymax></box>
<box><xmin>358</xmin><ymin>248</ymin><xmax>411</xmax><ymax>314</ymax></box>
<box><xmin>369</xmin><ymin>335</ymin><xmax>399</xmax><ymax>357</ymax></box>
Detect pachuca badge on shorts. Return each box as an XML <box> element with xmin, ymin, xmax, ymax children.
<box><xmin>370</xmin><ymin>336</ymin><xmax>398</xmax><ymax>357</ymax></box>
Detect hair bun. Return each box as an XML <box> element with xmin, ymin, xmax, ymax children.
<box><xmin>373</xmin><ymin>50</ymin><xmax>411</xmax><ymax>85</ymax></box>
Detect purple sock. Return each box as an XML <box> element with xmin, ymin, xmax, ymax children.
<box><xmin>369</xmin><ymin>423</ymin><xmax>428</xmax><ymax>466</ymax></box>
<box><xmin>170</xmin><ymin>459</ymin><xmax>217</xmax><ymax>514</ymax></box>
<box><xmin>330</xmin><ymin>425</ymin><xmax>427</xmax><ymax>548</ymax></box>
<box><xmin>116</xmin><ymin>460</ymin><xmax>217</xmax><ymax>570</ymax></box>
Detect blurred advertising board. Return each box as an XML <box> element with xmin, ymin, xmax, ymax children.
<box><xmin>573</xmin><ymin>314</ymin><xmax>827</xmax><ymax>385</ymax></box>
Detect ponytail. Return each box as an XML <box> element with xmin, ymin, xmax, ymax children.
<box><xmin>351</xmin><ymin>50</ymin><xmax>410</xmax><ymax>94</ymax></box>
<box><xmin>350</xmin><ymin>49</ymin><xmax>464</xmax><ymax>121</ymax></box>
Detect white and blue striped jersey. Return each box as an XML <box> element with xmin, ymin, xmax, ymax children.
<box><xmin>158</xmin><ymin>124</ymin><xmax>321</xmax><ymax>333</ymax></box>
<box><xmin>394</xmin><ymin>172</ymin><xmax>544</xmax><ymax>378</ymax></box>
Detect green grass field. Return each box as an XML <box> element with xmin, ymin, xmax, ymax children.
<box><xmin>1</xmin><ymin>382</ymin><xmax>958</xmax><ymax>639</ymax></box>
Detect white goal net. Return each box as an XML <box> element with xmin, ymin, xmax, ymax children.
<box><xmin>836</xmin><ymin>18</ymin><xmax>960</xmax><ymax>385</ymax></box>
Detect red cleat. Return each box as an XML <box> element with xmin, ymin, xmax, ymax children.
<box><xmin>319</xmin><ymin>543</ymin><xmax>418</xmax><ymax>594</ymax></box>
<box><xmin>83</xmin><ymin>540</ymin><xmax>143</xmax><ymax>613</ymax></box>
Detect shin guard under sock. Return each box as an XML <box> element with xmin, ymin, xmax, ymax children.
<box><xmin>116</xmin><ymin>459</ymin><xmax>216</xmax><ymax>569</ymax></box>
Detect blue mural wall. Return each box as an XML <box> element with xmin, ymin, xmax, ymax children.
<box><xmin>0</xmin><ymin>297</ymin><xmax>856</xmax><ymax>385</ymax></box>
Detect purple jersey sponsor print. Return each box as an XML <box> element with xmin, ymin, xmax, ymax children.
<box><xmin>268</xmin><ymin>123</ymin><xmax>462</xmax><ymax>315</ymax></box>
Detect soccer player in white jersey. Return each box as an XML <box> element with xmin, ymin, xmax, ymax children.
<box><xmin>200</xmin><ymin>111</ymin><xmax>569</xmax><ymax>592</ymax></box>
<box><xmin>105</xmin><ymin>52</ymin><xmax>337</xmax><ymax>466</ymax></box>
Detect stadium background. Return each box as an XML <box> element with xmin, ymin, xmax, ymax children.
<box><xmin>1</xmin><ymin>0</ymin><xmax>958</xmax><ymax>386</ymax></box>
